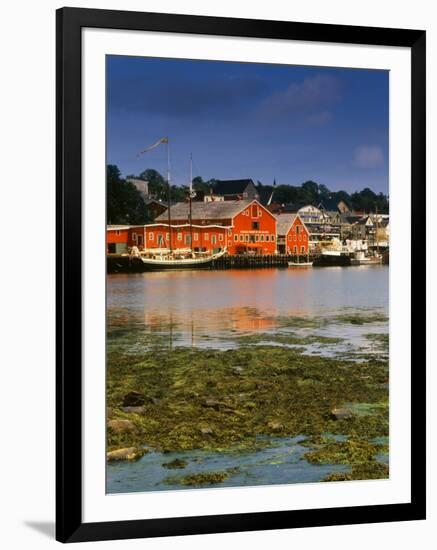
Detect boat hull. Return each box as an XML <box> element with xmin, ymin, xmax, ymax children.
<box><xmin>134</xmin><ymin>258</ymin><xmax>215</xmax><ymax>271</ymax></box>
<box><xmin>350</xmin><ymin>258</ymin><xmax>382</xmax><ymax>266</ymax></box>
<box><xmin>134</xmin><ymin>250</ymin><xmax>226</xmax><ymax>271</ymax></box>
<box><xmin>313</xmin><ymin>253</ymin><xmax>351</xmax><ymax>267</ymax></box>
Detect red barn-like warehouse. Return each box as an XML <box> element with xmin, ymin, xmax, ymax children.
<box><xmin>150</xmin><ymin>199</ymin><xmax>277</xmax><ymax>255</ymax></box>
<box><xmin>276</xmin><ymin>213</ymin><xmax>309</xmax><ymax>255</ymax></box>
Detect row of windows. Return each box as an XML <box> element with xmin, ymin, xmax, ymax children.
<box><xmin>288</xmin><ymin>234</ymin><xmax>307</xmax><ymax>241</ymax></box>
<box><xmin>233</xmin><ymin>234</ymin><xmax>275</xmax><ymax>243</ymax></box>
<box><xmin>148</xmin><ymin>232</ymin><xmax>225</xmax><ymax>243</ymax></box>
<box><xmin>289</xmin><ymin>246</ymin><xmax>307</xmax><ymax>253</ymax></box>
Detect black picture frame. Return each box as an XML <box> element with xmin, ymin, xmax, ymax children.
<box><xmin>56</xmin><ymin>7</ymin><xmax>426</xmax><ymax>543</ymax></box>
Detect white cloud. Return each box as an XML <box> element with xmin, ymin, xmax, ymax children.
<box><xmin>261</xmin><ymin>74</ymin><xmax>342</xmax><ymax>117</ymax></box>
<box><xmin>354</xmin><ymin>145</ymin><xmax>384</xmax><ymax>168</ymax></box>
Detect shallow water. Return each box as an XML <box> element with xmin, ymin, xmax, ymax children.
<box><xmin>107</xmin><ymin>266</ymin><xmax>389</xmax><ymax>356</ymax></box>
<box><xmin>107</xmin><ymin>266</ymin><xmax>389</xmax><ymax>493</ymax></box>
<box><xmin>107</xmin><ymin>436</ymin><xmax>350</xmax><ymax>494</ymax></box>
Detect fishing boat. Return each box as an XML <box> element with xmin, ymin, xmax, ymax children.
<box><xmin>314</xmin><ymin>248</ymin><xmax>351</xmax><ymax>267</ymax></box>
<box><xmin>288</xmin><ymin>261</ymin><xmax>313</xmax><ymax>267</ymax></box>
<box><xmin>350</xmin><ymin>250</ymin><xmax>382</xmax><ymax>265</ymax></box>
<box><xmin>350</xmin><ymin>207</ymin><xmax>383</xmax><ymax>265</ymax></box>
<box><xmin>288</xmin><ymin>256</ymin><xmax>313</xmax><ymax>267</ymax></box>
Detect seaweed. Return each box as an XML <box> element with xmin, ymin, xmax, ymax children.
<box><xmin>164</xmin><ymin>468</ymin><xmax>239</xmax><ymax>487</ymax></box>
<box><xmin>107</xmin><ymin>344</ymin><xmax>388</xmax><ymax>453</ymax></box>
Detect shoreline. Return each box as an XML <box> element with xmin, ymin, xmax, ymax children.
<box><xmin>106</xmin><ymin>312</ymin><xmax>389</xmax><ymax>491</ymax></box>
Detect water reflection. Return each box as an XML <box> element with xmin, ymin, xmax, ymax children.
<box><xmin>107</xmin><ymin>267</ymin><xmax>389</xmax><ymax>352</ymax></box>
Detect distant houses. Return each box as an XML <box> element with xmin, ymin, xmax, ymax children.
<box><xmin>210</xmin><ymin>179</ymin><xmax>259</xmax><ymax>201</ymax></box>
<box><xmin>107</xmin><ymin>179</ymin><xmax>388</xmax><ymax>255</ymax></box>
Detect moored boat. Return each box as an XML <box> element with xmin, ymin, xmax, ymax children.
<box><xmin>350</xmin><ymin>250</ymin><xmax>382</xmax><ymax>265</ymax></box>
<box><xmin>135</xmin><ymin>248</ymin><xmax>227</xmax><ymax>270</ymax></box>
<box><xmin>288</xmin><ymin>261</ymin><xmax>313</xmax><ymax>267</ymax></box>
<box><xmin>314</xmin><ymin>249</ymin><xmax>351</xmax><ymax>267</ymax></box>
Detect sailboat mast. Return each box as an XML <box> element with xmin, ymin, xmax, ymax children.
<box><xmin>189</xmin><ymin>153</ymin><xmax>193</xmax><ymax>253</ymax></box>
<box><xmin>166</xmin><ymin>140</ymin><xmax>172</xmax><ymax>252</ymax></box>
<box><xmin>375</xmin><ymin>204</ymin><xmax>379</xmax><ymax>255</ymax></box>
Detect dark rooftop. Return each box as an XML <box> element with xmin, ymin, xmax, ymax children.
<box><xmin>213</xmin><ymin>179</ymin><xmax>256</xmax><ymax>195</ymax></box>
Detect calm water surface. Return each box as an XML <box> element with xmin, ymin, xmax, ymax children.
<box><xmin>107</xmin><ymin>266</ymin><xmax>389</xmax><ymax>351</ymax></box>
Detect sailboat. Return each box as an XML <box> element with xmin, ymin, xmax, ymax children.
<box><xmin>135</xmin><ymin>142</ymin><xmax>226</xmax><ymax>270</ymax></box>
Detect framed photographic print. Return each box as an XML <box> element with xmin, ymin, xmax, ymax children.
<box><xmin>56</xmin><ymin>7</ymin><xmax>426</xmax><ymax>543</ymax></box>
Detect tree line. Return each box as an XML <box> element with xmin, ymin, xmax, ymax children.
<box><xmin>107</xmin><ymin>164</ymin><xmax>389</xmax><ymax>225</ymax></box>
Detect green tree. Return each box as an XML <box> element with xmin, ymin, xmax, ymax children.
<box><xmin>107</xmin><ymin>164</ymin><xmax>150</xmax><ymax>224</ymax></box>
<box><xmin>138</xmin><ymin>169</ymin><xmax>167</xmax><ymax>200</ymax></box>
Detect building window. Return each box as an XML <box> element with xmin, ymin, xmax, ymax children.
<box><xmin>252</xmin><ymin>221</ymin><xmax>260</xmax><ymax>230</ymax></box>
<box><xmin>116</xmin><ymin>230</ymin><xmax>120</xmax><ymax>236</ymax></box>
<box><xmin>157</xmin><ymin>235</ymin><xmax>164</xmax><ymax>247</ymax></box>
<box><xmin>265</xmin><ymin>235</ymin><xmax>269</xmax><ymax>242</ymax></box>
<box><xmin>177</xmin><ymin>232</ymin><xmax>182</xmax><ymax>241</ymax></box>
<box><xmin>204</xmin><ymin>233</ymin><xmax>209</xmax><ymax>240</ymax></box>
<box><xmin>194</xmin><ymin>233</ymin><xmax>198</xmax><ymax>241</ymax></box>
<box><xmin>166</xmin><ymin>233</ymin><xmax>170</xmax><ymax>239</ymax></box>
<box><xmin>245</xmin><ymin>235</ymin><xmax>249</xmax><ymax>242</ymax></box>
<box><xmin>234</xmin><ymin>234</ymin><xmax>238</xmax><ymax>242</ymax></box>
<box><xmin>301</xmin><ymin>246</ymin><xmax>305</xmax><ymax>253</ymax></box>
<box><xmin>294</xmin><ymin>245</ymin><xmax>297</xmax><ymax>253</ymax></box>
<box><xmin>296</xmin><ymin>225</ymin><xmax>301</xmax><ymax>234</ymax></box>
<box><xmin>132</xmin><ymin>232</ymin><xmax>137</xmax><ymax>241</ymax></box>
<box><xmin>185</xmin><ymin>234</ymin><xmax>191</xmax><ymax>245</ymax></box>
<box><xmin>288</xmin><ymin>235</ymin><xmax>292</xmax><ymax>241</ymax></box>
<box><xmin>251</xmin><ymin>204</ymin><xmax>258</xmax><ymax>218</ymax></box>
<box><xmin>149</xmin><ymin>233</ymin><xmax>154</xmax><ymax>241</ymax></box>
<box><xmin>212</xmin><ymin>235</ymin><xmax>217</xmax><ymax>245</ymax></box>
<box><xmin>219</xmin><ymin>234</ymin><xmax>223</xmax><ymax>241</ymax></box>
<box><xmin>255</xmin><ymin>235</ymin><xmax>259</xmax><ymax>242</ymax></box>
<box><xmin>260</xmin><ymin>235</ymin><xmax>264</xmax><ymax>242</ymax></box>
<box><xmin>240</xmin><ymin>235</ymin><xmax>244</xmax><ymax>241</ymax></box>
<box><xmin>271</xmin><ymin>235</ymin><xmax>275</xmax><ymax>242</ymax></box>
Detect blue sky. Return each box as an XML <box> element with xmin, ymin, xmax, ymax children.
<box><xmin>107</xmin><ymin>56</ymin><xmax>388</xmax><ymax>194</ymax></box>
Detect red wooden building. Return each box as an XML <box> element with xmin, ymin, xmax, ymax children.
<box><xmin>151</xmin><ymin>199</ymin><xmax>277</xmax><ymax>255</ymax></box>
<box><xmin>276</xmin><ymin>213</ymin><xmax>309</xmax><ymax>255</ymax></box>
<box><xmin>106</xmin><ymin>201</ymin><xmax>311</xmax><ymax>256</ymax></box>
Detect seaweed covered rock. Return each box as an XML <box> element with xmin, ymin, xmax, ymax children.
<box><xmin>164</xmin><ymin>468</ymin><xmax>239</xmax><ymax>487</ymax></box>
<box><xmin>122</xmin><ymin>406</ymin><xmax>146</xmax><ymax>415</ymax></box>
<box><xmin>107</xmin><ymin>418</ymin><xmax>137</xmax><ymax>434</ymax></box>
<box><xmin>303</xmin><ymin>438</ymin><xmax>382</xmax><ymax>465</ymax></box>
<box><xmin>106</xmin><ymin>447</ymin><xmax>147</xmax><ymax>462</ymax></box>
<box><xmin>331</xmin><ymin>408</ymin><xmax>353</xmax><ymax>421</ymax></box>
<box><xmin>323</xmin><ymin>462</ymin><xmax>389</xmax><ymax>481</ymax></box>
<box><xmin>122</xmin><ymin>391</ymin><xmax>146</xmax><ymax>407</ymax></box>
<box><xmin>162</xmin><ymin>458</ymin><xmax>187</xmax><ymax>469</ymax></box>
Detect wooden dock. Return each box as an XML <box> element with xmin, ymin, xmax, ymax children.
<box><xmin>107</xmin><ymin>254</ymin><xmax>319</xmax><ymax>273</ymax></box>
<box><xmin>211</xmin><ymin>254</ymin><xmax>317</xmax><ymax>269</ymax></box>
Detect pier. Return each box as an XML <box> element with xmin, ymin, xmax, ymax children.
<box><xmin>107</xmin><ymin>253</ymin><xmax>319</xmax><ymax>273</ymax></box>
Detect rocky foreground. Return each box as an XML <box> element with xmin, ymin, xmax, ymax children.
<box><xmin>107</xmin><ymin>320</ymin><xmax>389</xmax><ymax>485</ymax></box>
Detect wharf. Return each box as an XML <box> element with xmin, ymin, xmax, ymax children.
<box><xmin>107</xmin><ymin>254</ymin><xmax>319</xmax><ymax>273</ymax></box>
